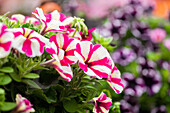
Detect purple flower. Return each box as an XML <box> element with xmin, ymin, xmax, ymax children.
<box><xmin>141</xmin><ymin>69</ymin><xmax>162</xmax><ymax>95</ymax></box>
<box><xmin>131</xmin><ymin>21</ymin><xmax>150</xmax><ymax>39</ymax></box>
<box><xmin>123</xmin><ymin>73</ymin><xmax>145</xmax><ymax>96</ymax></box>
<box><xmin>137</xmin><ymin>57</ymin><xmax>156</xmax><ymax>71</ymax></box>
<box><xmin>151</xmin><ymin>105</ymin><xmax>167</xmax><ymax>113</ymax></box>
<box><xmin>120</xmin><ymin>95</ymin><xmax>139</xmax><ymax>113</ymax></box>
<box><xmin>126</xmin><ymin>38</ymin><xmax>146</xmax><ymax>56</ymax></box>
<box><xmin>111</xmin><ymin>48</ymin><xmax>136</xmax><ymax>66</ymax></box>
<box><xmin>157</xmin><ymin>60</ymin><xmax>170</xmax><ymax>70</ymax></box>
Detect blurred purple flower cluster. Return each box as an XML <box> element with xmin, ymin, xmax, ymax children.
<box><xmin>95</xmin><ymin>0</ymin><xmax>170</xmax><ymax>112</ymax></box>
<box><xmin>96</xmin><ymin>0</ymin><xmax>153</xmax><ymax>40</ymax></box>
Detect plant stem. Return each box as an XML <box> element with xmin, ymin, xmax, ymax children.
<box><xmin>72</xmin><ymin>26</ymin><xmax>78</xmax><ymax>38</ymax></box>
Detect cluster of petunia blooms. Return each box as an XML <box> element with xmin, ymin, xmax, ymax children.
<box><xmin>0</xmin><ymin>7</ymin><xmax>124</xmax><ymax>113</ymax></box>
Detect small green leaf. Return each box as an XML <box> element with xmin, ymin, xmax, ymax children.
<box><xmin>23</xmin><ymin>73</ymin><xmax>40</xmax><ymax>79</ymax></box>
<box><xmin>0</xmin><ymin>88</ymin><xmax>5</xmax><ymax>102</ymax></box>
<box><xmin>10</xmin><ymin>73</ymin><xmax>21</xmax><ymax>82</ymax></box>
<box><xmin>0</xmin><ymin>75</ymin><xmax>12</xmax><ymax>85</ymax></box>
<box><xmin>0</xmin><ymin>102</ymin><xmax>16</xmax><ymax>111</ymax></box>
<box><xmin>0</xmin><ymin>67</ymin><xmax>14</xmax><ymax>73</ymax></box>
<box><xmin>63</xmin><ymin>99</ymin><xmax>79</xmax><ymax>112</ymax></box>
<box><xmin>22</xmin><ymin>79</ymin><xmax>41</xmax><ymax>89</ymax></box>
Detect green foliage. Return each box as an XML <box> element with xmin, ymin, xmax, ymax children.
<box><xmin>0</xmin><ymin>73</ymin><xmax>12</xmax><ymax>85</ymax></box>
<box><xmin>111</xmin><ymin>102</ymin><xmax>121</xmax><ymax>113</ymax></box>
<box><xmin>92</xmin><ymin>31</ymin><xmax>115</xmax><ymax>52</ymax></box>
<box><xmin>0</xmin><ymin>102</ymin><xmax>16</xmax><ymax>111</ymax></box>
<box><xmin>63</xmin><ymin>99</ymin><xmax>80</xmax><ymax>112</ymax></box>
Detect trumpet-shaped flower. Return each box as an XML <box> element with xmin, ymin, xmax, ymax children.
<box><xmin>32</xmin><ymin>8</ymin><xmax>73</xmax><ymax>35</ymax></box>
<box><xmin>74</xmin><ymin>41</ymin><xmax>112</xmax><ymax>79</ymax></box>
<box><xmin>49</xmin><ymin>33</ymin><xmax>79</xmax><ymax>65</ymax></box>
<box><xmin>107</xmin><ymin>66</ymin><xmax>124</xmax><ymax>94</ymax></box>
<box><xmin>8</xmin><ymin>27</ymin><xmax>49</xmax><ymax>57</ymax></box>
<box><xmin>0</xmin><ymin>23</ymin><xmax>14</xmax><ymax>58</ymax></box>
<box><xmin>15</xmin><ymin>94</ymin><xmax>35</xmax><ymax>113</ymax></box>
<box><xmin>10</xmin><ymin>14</ymin><xmax>39</xmax><ymax>25</ymax></box>
<box><xmin>46</xmin><ymin>41</ymin><xmax>74</xmax><ymax>82</ymax></box>
<box><xmin>93</xmin><ymin>92</ymin><xmax>112</xmax><ymax>113</ymax></box>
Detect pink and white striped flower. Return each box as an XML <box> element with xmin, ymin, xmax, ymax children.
<box><xmin>107</xmin><ymin>66</ymin><xmax>124</xmax><ymax>94</ymax></box>
<box><xmin>46</xmin><ymin>40</ymin><xmax>74</xmax><ymax>82</ymax></box>
<box><xmin>10</xmin><ymin>14</ymin><xmax>39</xmax><ymax>25</ymax></box>
<box><xmin>8</xmin><ymin>27</ymin><xmax>49</xmax><ymax>57</ymax></box>
<box><xmin>0</xmin><ymin>23</ymin><xmax>14</xmax><ymax>58</ymax></box>
<box><xmin>74</xmin><ymin>41</ymin><xmax>112</xmax><ymax>79</ymax></box>
<box><xmin>15</xmin><ymin>94</ymin><xmax>35</xmax><ymax>113</ymax></box>
<box><xmin>93</xmin><ymin>92</ymin><xmax>112</xmax><ymax>113</ymax></box>
<box><xmin>32</xmin><ymin>8</ymin><xmax>73</xmax><ymax>35</ymax></box>
<box><xmin>49</xmin><ymin>33</ymin><xmax>79</xmax><ymax>65</ymax></box>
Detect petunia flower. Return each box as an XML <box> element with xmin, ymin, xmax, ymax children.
<box><xmin>111</xmin><ymin>47</ymin><xmax>136</xmax><ymax>66</ymax></box>
<box><xmin>93</xmin><ymin>92</ymin><xmax>112</xmax><ymax>113</ymax></box>
<box><xmin>149</xmin><ymin>28</ymin><xmax>166</xmax><ymax>43</ymax></box>
<box><xmin>0</xmin><ymin>23</ymin><xmax>14</xmax><ymax>58</ymax></box>
<box><xmin>14</xmin><ymin>94</ymin><xmax>35</xmax><ymax>113</ymax></box>
<box><xmin>79</xmin><ymin>28</ymin><xmax>95</xmax><ymax>41</ymax></box>
<box><xmin>107</xmin><ymin>66</ymin><xmax>124</xmax><ymax>94</ymax></box>
<box><xmin>141</xmin><ymin>69</ymin><xmax>162</xmax><ymax>95</ymax></box>
<box><xmin>120</xmin><ymin>95</ymin><xmax>139</xmax><ymax>113</ymax></box>
<box><xmin>8</xmin><ymin>27</ymin><xmax>49</xmax><ymax>57</ymax></box>
<box><xmin>74</xmin><ymin>41</ymin><xmax>112</xmax><ymax>79</ymax></box>
<box><xmin>49</xmin><ymin>33</ymin><xmax>79</xmax><ymax>65</ymax></box>
<box><xmin>32</xmin><ymin>7</ymin><xmax>73</xmax><ymax>35</ymax></box>
<box><xmin>123</xmin><ymin>72</ymin><xmax>145</xmax><ymax>96</ymax></box>
<box><xmin>10</xmin><ymin>14</ymin><xmax>39</xmax><ymax>25</ymax></box>
<box><xmin>46</xmin><ymin>41</ymin><xmax>73</xmax><ymax>82</ymax></box>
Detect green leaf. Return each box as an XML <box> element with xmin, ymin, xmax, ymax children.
<box><xmin>0</xmin><ymin>102</ymin><xmax>16</xmax><ymax>111</ymax></box>
<box><xmin>10</xmin><ymin>73</ymin><xmax>21</xmax><ymax>82</ymax></box>
<box><xmin>0</xmin><ymin>67</ymin><xmax>14</xmax><ymax>73</ymax></box>
<box><xmin>45</xmin><ymin>87</ymin><xmax>57</xmax><ymax>103</ymax></box>
<box><xmin>0</xmin><ymin>88</ymin><xmax>5</xmax><ymax>103</ymax></box>
<box><xmin>146</xmin><ymin>52</ymin><xmax>161</xmax><ymax>61</ymax></box>
<box><xmin>63</xmin><ymin>99</ymin><xmax>79</xmax><ymax>112</ymax></box>
<box><xmin>23</xmin><ymin>73</ymin><xmax>40</xmax><ymax>79</ymax></box>
<box><xmin>0</xmin><ymin>75</ymin><xmax>12</xmax><ymax>85</ymax></box>
<box><xmin>22</xmin><ymin>79</ymin><xmax>41</xmax><ymax>89</ymax></box>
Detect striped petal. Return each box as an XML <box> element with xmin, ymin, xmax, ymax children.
<box><xmin>107</xmin><ymin>66</ymin><xmax>124</xmax><ymax>94</ymax></box>
<box><xmin>8</xmin><ymin>28</ymin><xmax>49</xmax><ymax>57</ymax></box>
<box><xmin>32</xmin><ymin>8</ymin><xmax>66</xmax><ymax>35</ymax></box>
<box><xmin>52</xmin><ymin>60</ymin><xmax>73</xmax><ymax>82</ymax></box>
<box><xmin>93</xmin><ymin>92</ymin><xmax>112</xmax><ymax>113</ymax></box>
<box><xmin>49</xmin><ymin>33</ymin><xmax>79</xmax><ymax>65</ymax></box>
<box><xmin>15</xmin><ymin>94</ymin><xmax>35</xmax><ymax>113</ymax></box>
<box><xmin>0</xmin><ymin>23</ymin><xmax>14</xmax><ymax>58</ymax></box>
<box><xmin>74</xmin><ymin>41</ymin><xmax>112</xmax><ymax>79</ymax></box>
<box><xmin>10</xmin><ymin>14</ymin><xmax>25</xmax><ymax>24</ymax></box>
<box><xmin>46</xmin><ymin>42</ymin><xmax>73</xmax><ymax>82</ymax></box>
